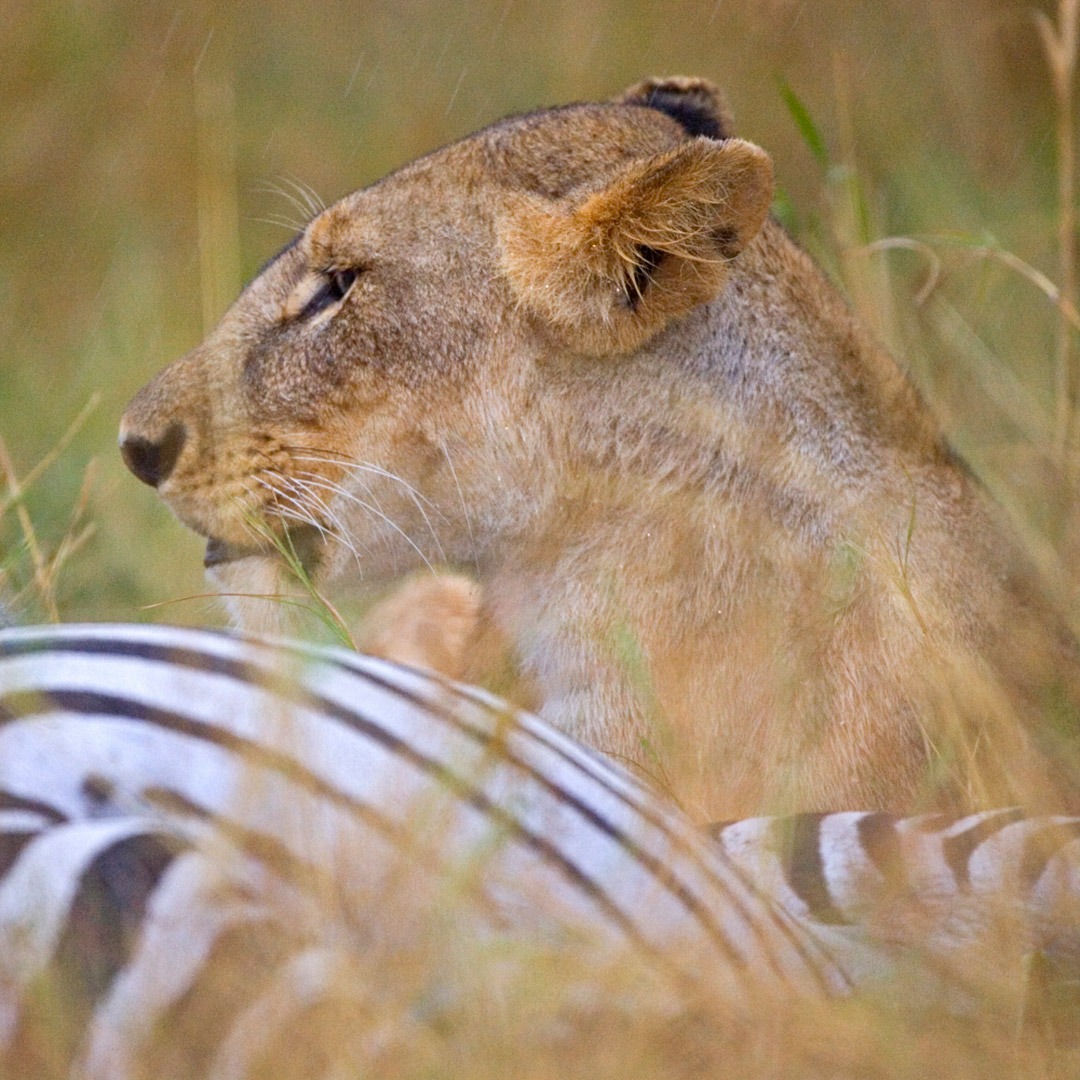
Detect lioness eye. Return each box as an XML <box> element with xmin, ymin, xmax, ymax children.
<box><xmin>299</xmin><ymin>267</ymin><xmax>359</xmax><ymax>320</ymax></box>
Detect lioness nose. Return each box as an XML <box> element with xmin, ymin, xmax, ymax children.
<box><xmin>119</xmin><ymin>421</ymin><xmax>186</xmax><ymax>488</ymax></box>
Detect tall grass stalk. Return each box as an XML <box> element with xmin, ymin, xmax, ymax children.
<box><xmin>195</xmin><ymin>54</ymin><xmax>242</xmax><ymax>334</ymax></box>
<box><xmin>1037</xmin><ymin>0</ymin><xmax>1079</xmax><ymax>468</ymax></box>
<box><xmin>0</xmin><ymin>395</ymin><xmax>100</xmax><ymax>621</ymax></box>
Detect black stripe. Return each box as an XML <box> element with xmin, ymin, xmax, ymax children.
<box><xmin>855</xmin><ymin>813</ymin><xmax>908</xmax><ymax>892</ymax></box>
<box><xmin>329</xmin><ymin>669</ymin><xmax>764</xmax><ymax>975</ymax></box>
<box><xmin>345</xmin><ymin>656</ymin><xmax>665</xmax><ymax>824</ymax></box>
<box><xmin>0</xmin><ymin>631</ymin><xmax>259</xmax><ymax>678</ymax></box>
<box><xmin>4</xmin><ymin>630</ymin><xmax>701</xmax><ymax>850</ymax></box>
<box><xmin>941</xmin><ymin>808</ymin><xmax>1026</xmax><ymax>889</ymax></box>
<box><xmin>342</xmin><ymin>665</ymin><xmax>855</xmax><ymax>992</ymax></box>
<box><xmin>141</xmin><ymin>785</ymin><xmax>379</xmax><ymax>899</ymax></box>
<box><xmin>143</xmin><ymin>774</ymin><xmax>532</xmax><ymax>933</ymax></box>
<box><xmin>401</xmin><ymin>690</ymin><xmax>850</xmax><ymax>989</ymax></box>
<box><xmin>1020</xmin><ymin>819</ymin><xmax>1080</xmax><ymax>889</ymax></box>
<box><xmin>141</xmin><ymin>785</ymin><xmax>525</xmax><ymax>981</ymax></box>
<box><xmin>56</xmin><ymin>830</ymin><xmax>181</xmax><ymax>999</ymax></box>
<box><xmin>1</xmin><ymin>686</ymin><xmax>685</xmax><ymax>989</ymax></box>
<box><xmin>142</xmin><ymin>786</ymin><xmax>318</xmax><ymax>883</ymax></box>
<box><xmin>330</xmin><ymin>662</ymin><xmax>845</xmax><ymax>986</ymax></box>
<box><xmin>5</xmin><ymin>631</ymin><xmax>654</xmax><ymax>826</ymax></box>
<box><xmin>778</xmin><ymin>814</ymin><xmax>852</xmax><ymax>926</ymax></box>
<box><xmin>0</xmin><ymin>829</ymin><xmax>41</xmax><ymax>884</ymax></box>
<box><xmin>0</xmin><ymin>789</ymin><xmax>67</xmax><ymax>825</ymax></box>
<box><xmin>150</xmin><ymin>917</ymin><xmax>296</xmax><ymax>1077</ymax></box>
<box><xmin>84</xmin><ymin>633</ymin><xmax>846</xmax><ymax>986</ymax></box>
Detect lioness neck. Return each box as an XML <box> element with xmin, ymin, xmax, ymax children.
<box><xmin>476</xmin><ymin>221</ymin><xmax>1022</xmax><ymax>817</ymax></box>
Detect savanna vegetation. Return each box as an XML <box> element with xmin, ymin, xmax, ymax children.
<box><xmin>2</xmin><ymin>1</ymin><xmax>1080</xmax><ymax>1076</ymax></box>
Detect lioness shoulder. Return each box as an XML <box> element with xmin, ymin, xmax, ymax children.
<box><xmin>120</xmin><ymin>77</ymin><xmax>1078</xmax><ymax>819</ymax></box>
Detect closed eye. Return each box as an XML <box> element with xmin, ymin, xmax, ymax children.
<box><xmin>298</xmin><ymin>267</ymin><xmax>359</xmax><ymax>320</ymax></box>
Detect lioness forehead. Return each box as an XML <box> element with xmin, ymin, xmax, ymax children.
<box><xmin>252</xmin><ymin>97</ymin><xmax>701</xmax><ymax>292</ymax></box>
<box><xmin>333</xmin><ymin>100</ymin><xmax>696</xmax><ymax>209</ymax></box>
<box><xmin>471</xmin><ymin>103</ymin><xmax>693</xmax><ymax>198</ymax></box>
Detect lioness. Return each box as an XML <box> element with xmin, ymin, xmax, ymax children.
<box><xmin>120</xmin><ymin>77</ymin><xmax>1076</xmax><ymax>818</ymax></box>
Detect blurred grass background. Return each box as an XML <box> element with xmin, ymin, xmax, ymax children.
<box><xmin>0</xmin><ymin>0</ymin><xmax>1075</xmax><ymax>626</ymax></box>
<box><xmin>2</xmin><ymin>8</ymin><xmax>1080</xmax><ymax>1075</ymax></box>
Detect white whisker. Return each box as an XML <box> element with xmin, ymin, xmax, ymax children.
<box><xmin>286</xmin><ymin>174</ymin><xmax>327</xmax><ymax>216</ymax></box>
<box><xmin>266</xmin><ymin>451</ymin><xmax>393</xmax><ymax>570</ymax></box>
<box><xmin>285</xmin><ymin>447</ymin><xmax>444</xmax><ymax>516</ymax></box>
<box><xmin>254</xmin><ymin>182</ymin><xmax>316</xmax><ymax>228</ymax></box>
<box><xmin>280</xmin><ymin>474</ymin><xmax>367</xmax><ymax>580</ymax></box>
<box><xmin>438</xmin><ymin>438</ymin><xmax>478</xmax><ymax>568</ymax></box>
<box><xmin>274</xmin><ymin>174</ymin><xmax>327</xmax><ymax>219</ymax></box>
<box><xmin>253</xmin><ymin>214</ymin><xmax>308</xmax><ymax>234</ymax></box>
<box><xmin>253</xmin><ymin>476</ymin><xmax>325</xmax><ymax>534</ymax></box>
<box><xmin>231</xmin><ymin>479</ymin><xmax>292</xmax><ymax>554</ymax></box>
<box><xmin>294</xmin><ymin>473</ymin><xmax>439</xmax><ymax>576</ymax></box>
<box><xmin>294</xmin><ymin>466</ymin><xmax>447</xmax><ymax>565</ymax></box>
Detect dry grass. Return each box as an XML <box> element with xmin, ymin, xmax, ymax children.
<box><xmin>3</xmin><ymin>0</ymin><xmax>1080</xmax><ymax>1075</ymax></box>
<box><xmin>10</xmin><ymin>829</ymin><xmax>1080</xmax><ymax>1079</ymax></box>
<box><xmin>0</xmin><ymin>395</ymin><xmax>99</xmax><ymax>622</ymax></box>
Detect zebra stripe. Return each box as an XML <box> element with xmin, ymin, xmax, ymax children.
<box><xmin>0</xmin><ymin>625</ymin><xmax>852</xmax><ymax>1001</ymax></box>
<box><xmin>710</xmin><ymin>809</ymin><xmax>1080</xmax><ymax>976</ymax></box>
<box><xmin>2</xmin><ymin>623</ymin><xmax>1080</xmax><ymax>1075</ymax></box>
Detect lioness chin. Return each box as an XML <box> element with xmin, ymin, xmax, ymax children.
<box><xmin>120</xmin><ymin>76</ymin><xmax>1078</xmax><ymax>819</ymax></box>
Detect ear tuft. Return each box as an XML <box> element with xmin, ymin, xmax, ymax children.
<box><xmin>498</xmin><ymin>137</ymin><xmax>773</xmax><ymax>356</ymax></box>
<box><xmin>615</xmin><ymin>76</ymin><xmax>734</xmax><ymax>140</ymax></box>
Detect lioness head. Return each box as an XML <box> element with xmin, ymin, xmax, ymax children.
<box><xmin>120</xmin><ymin>77</ymin><xmax>771</xmax><ymax>605</ymax></box>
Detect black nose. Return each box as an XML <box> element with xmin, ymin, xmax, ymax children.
<box><xmin>119</xmin><ymin>421</ymin><xmax>186</xmax><ymax>488</ymax></box>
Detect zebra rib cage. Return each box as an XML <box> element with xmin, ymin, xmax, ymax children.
<box><xmin>1</xmin><ymin>623</ymin><xmax>1079</xmax><ymax>1078</ymax></box>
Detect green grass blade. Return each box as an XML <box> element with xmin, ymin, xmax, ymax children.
<box><xmin>776</xmin><ymin>79</ymin><xmax>829</xmax><ymax>168</ymax></box>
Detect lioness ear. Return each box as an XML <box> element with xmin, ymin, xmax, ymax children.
<box><xmin>614</xmin><ymin>76</ymin><xmax>734</xmax><ymax>140</ymax></box>
<box><xmin>497</xmin><ymin>137</ymin><xmax>773</xmax><ymax>356</ymax></box>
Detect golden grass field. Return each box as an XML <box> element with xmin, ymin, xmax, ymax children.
<box><xmin>3</xmin><ymin>0</ymin><xmax>1080</xmax><ymax>1076</ymax></box>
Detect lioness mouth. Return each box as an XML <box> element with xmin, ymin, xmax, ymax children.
<box><xmin>203</xmin><ymin>525</ymin><xmax>326</xmax><ymax>573</ymax></box>
<box><xmin>203</xmin><ymin>538</ymin><xmax>263</xmax><ymax>568</ymax></box>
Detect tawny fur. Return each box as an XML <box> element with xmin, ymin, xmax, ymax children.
<box><xmin>357</xmin><ymin>574</ymin><xmax>482</xmax><ymax>680</ymax></box>
<box><xmin>120</xmin><ymin>77</ymin><xmax>1078</xmax><ymax>820</ymax></box>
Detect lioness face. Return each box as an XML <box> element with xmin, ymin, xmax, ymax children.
<box><xmin>120</xmin><ymin>79</ymin><xmax>773</xmax><ymax>609</ymax></box>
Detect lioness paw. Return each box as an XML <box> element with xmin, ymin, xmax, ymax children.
<box><xmin>357</xmin><ymin>573</ymin><xmax>482</xmax><ymax>680</ymax></box>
